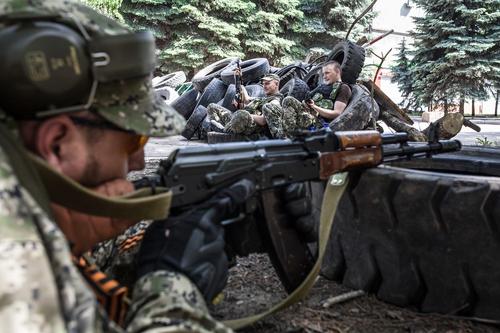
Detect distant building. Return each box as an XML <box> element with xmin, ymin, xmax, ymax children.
<box><xmin>366</xmin><ymin>0</ymin><xmax>422</xmax><ymax>106</ymax></box>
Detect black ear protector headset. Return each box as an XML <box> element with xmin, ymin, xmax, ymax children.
<box><xmin>0</xmin><ymin>12</ymin><xmax>157</xmax><ymax>119</ymax></box>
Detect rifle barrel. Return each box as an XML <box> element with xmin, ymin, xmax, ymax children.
<box><xmin>381</xmin><ymin>132</ymin><xmax>408</xmax><ymax>144</ymax></box>
<box><xmin>383</xmin><ymin>140</ymin><xmax>461</xmax><ymax>159</ymax></box>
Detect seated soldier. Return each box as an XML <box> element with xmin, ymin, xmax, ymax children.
<box><xmin>207</xmin><ymin>74</ymin><xmax>284</xmax><ymax>138</ymax></box>
<box><xmin>281</xmin><ymin>61</ymin><xmax>352</xmax><ymax>135</ymax></box>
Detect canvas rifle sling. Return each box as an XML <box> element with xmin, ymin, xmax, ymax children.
<box><xmin>0</xmin><ymin>123</ymin><xmax>53</xmax><ymax>216</ymax></box>
<box><xmin>27</xmin><ymin>153</ymin><xmax>172</xmax><ymax>220</ymax></box>
<box><xmin>223</xmin><ymin>172</ymin><xmax>349</xmax><ymax>329</ymax></box>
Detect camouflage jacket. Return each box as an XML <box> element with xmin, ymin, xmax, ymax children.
<box><xmin>309</xmin><ymin>82</ymin><xmax>344</xmax><ymax>110</ymax></box>
<box><xmin>0</xmin><ymin>145</ymin><xmax>232</xmax><ymax>333</ymax></box>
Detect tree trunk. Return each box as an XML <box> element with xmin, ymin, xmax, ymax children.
<box><xmin>444</xmin><ymin>99</ymin><xmax>449</xmax><ymax>115</ymax></box>
<box><xmin>459</xmin><ymin>97</ymin><xmax>465</xmax><ymax>115</ymax></box>
<box><xmin>472</xmin><ymin>98</ymin><xmax>476</xmax><ymax>117</ymax></box>
<box><xmin>379</xmin><ymin>109</ymin><xmax>427</xmax><ymax>142</ymax></box>
<box><xmin>422</xmin><ymin>112</ymin><xmax>464</xmax><ymax>140</ymax></box>
<box><xmin>380</xmin><ymin>111</ymin><xmax>466</xmax><ymax>142</ymax></box>
<box><xmin>359</xmin><ymin>79</ymin><xmax>413</xmax><ymax>124</ymax></box>
<box><xmin>495</xmin><ymin>90</ymin><xmax>499</xmax><ymax>117</ymax></box>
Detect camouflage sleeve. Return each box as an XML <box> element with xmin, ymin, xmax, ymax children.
<box><xmin>92</xmin><ymin>224</ymin><xmax>233</xmax><ymax>333</ymax></box>
<box><xmin>125</xmin><ymin>270</ymin><xmax>233</xmax><ymax>333</ymax></box>
<box><xmin>0</xmin><ymin>188</ymin><xmax>67</xmax><ymax>332</ymax></box>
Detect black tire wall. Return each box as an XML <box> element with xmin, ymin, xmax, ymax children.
<box><xmin>322</xmin><ymin>148</ymin><xmax>500</xmax><ymax>320</ymax></box>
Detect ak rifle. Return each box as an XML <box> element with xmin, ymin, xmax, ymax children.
<box><xmin>234</xmin><ymin>59</ymin><xmax>244</xmax><ymax>109</ymax></box>
<box><xmin>134</xmin><ymin>130</ymin><xmax>461</xmax><ymax>292</ymax></box>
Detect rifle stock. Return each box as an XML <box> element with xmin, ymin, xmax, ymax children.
<box><xmin>134</xmin><ymin>130</ymin><xmax>461</xmax><ymax>292</ymax></box>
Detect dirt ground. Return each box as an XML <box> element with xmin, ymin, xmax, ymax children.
<box><xmin>140</xmin><ymin>140</ymin><xmax>500</xmax><ymax>333</ymax></box>
<box><xmin>211</xmin><ymin>254</ymin><xmax>498</xmax><ymax>333</ymax></box>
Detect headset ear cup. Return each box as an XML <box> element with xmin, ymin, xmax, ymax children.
<box><xmin>0</xmin><ymin>21</ymin><xmax>92</xmax><ymax>118</ymax></box>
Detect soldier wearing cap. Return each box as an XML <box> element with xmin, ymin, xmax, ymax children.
<box><xmin>207</xmin><ymin>73</ymin><xmax>285</xmax><ymax>138</ymax></box>
<box><xmin>0</xmin><ymin>0</ymin><xmax>252</xmax><ymax>332</ymax></box>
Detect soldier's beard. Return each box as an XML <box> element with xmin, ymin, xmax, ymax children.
<box><xmin>79</xmin><ymin>152</ymin><xmax>102</xmax><ymax>188</ymax></box>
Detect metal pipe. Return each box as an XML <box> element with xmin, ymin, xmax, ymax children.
<box><xmin>363</xmin><ymin>29</ymin><xmax>395</xmax><ymax>48</ymax></box>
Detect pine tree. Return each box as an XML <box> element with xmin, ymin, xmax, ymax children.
<box><xmin>82</xmin><ymin>0</ymin><xmax>123</xmax><ymax>21</ymax></box>
<box><xmin>391</xmin><ymin>38</ymin><xmax>418</xmax><ymax>111</ymax></box>
<box><xmin>119</xmin><ymin>0</ymin><xmax>303</xmax><ymax>74</ymax></box>
<box><xmin>410</xmin><ymin>0</ymin><xmax>500</xmax><ymax>110</ymax></box>
<box><xmin>87</xmin><ymin>0</ymin><xmax>374</xmax><ymax>74</ymax></box>
<box><xmin>296</xmin><ymin>0</ymin><xmax>374</xmax><ymax>53</ymax></box>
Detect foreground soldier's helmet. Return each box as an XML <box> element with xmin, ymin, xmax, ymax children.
<box><xmin>0</xmin><ymin>0</ymin><xmax>185</xmax><ymax>136</ymax></box>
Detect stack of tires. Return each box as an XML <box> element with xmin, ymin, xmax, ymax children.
<box><xmin>169</xmin><ymin>57</ymin><xmax>269</xmax><ymax>140</ymax></box>
<box><xmin>172</xmin><ymin>40</ymin><xmax>368</xmax><ymax>141</ymax></box>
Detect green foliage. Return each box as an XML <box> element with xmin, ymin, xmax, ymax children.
<box><xmin>411</xmin><ymin>0</ymin><xmax>500</xmax><ymax>107</ymax></box>
<box><xmin>120</xmin><ymin>0</ymin><xmax>303</xmax><ymax>74</ymax></box>
<box><xmin>88</xmin><ymin>0</ymin><xmax>373</xmax><ymax>75</ymax></box>
<box><xmin>391</xmin><ymin>38</ymin><xmax>420</xmax><ymax>111</ymax></box>
<box><xmin>296</xmin><ymin>0</ymin><xmax>374</xmax><ymax>52</ymax></box>
<box><xmin>475</xmin><ymin>136</ymin><xmax>498</xmax><ymax>147</ymax></box>
<box><xmin>82</xmin><ymin>0</ymin><xmax>124</xmax><ymax>21</ymax></box>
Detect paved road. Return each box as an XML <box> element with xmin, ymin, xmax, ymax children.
<box><xmin>145</xmin><ymin>121</ymin><xmax>500</xmax><ymax>159</ymax></box>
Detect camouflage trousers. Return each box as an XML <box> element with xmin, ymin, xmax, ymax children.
<box><xmin>282</xmin><ymin>93</ymin><xmax>379</xmax><ymax>134</ymax></box>
<box><xmin>207</xmin><ymin>103</ymin><xmax>232</xmax><ymax>126</ymax></box>
<box><xmin>207</xmin><ymin>103</ymin><xmax>285</xmax><ymax>138</ymax></box>
<box><xmin>281</xmin><ymin>96</ymin><xmax>323</xmax><ymax>134</ymax></box>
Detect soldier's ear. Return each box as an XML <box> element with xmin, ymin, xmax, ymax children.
<box><xmin>34</xmin><ymin>115</ymin><xmax>79</xmax><ymax>172</ymax></box>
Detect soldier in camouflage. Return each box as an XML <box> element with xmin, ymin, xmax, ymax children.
<box><xmin>0</xmin><ymin>1</ymin><xmax>243</xmax><ymax>332</ymax></box>
<box><xmin>281</xmin><ymin>61</ymin><xmax>352</xmax><ymax>136</ymax></box>
<box><xmin>207</xmin><ymin>74</ymin><xmax>285</xmax><ymax>138</ymax></box>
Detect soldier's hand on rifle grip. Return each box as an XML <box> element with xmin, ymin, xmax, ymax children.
<box><xmin>136</xmin><ymin>179</ymin><xmax>256</xmax><ymax>302</ymax></box>
<box><xmin>283</xmin><ymin>182</ymin><xmax>317</xmax><ymax>243</ymax></box>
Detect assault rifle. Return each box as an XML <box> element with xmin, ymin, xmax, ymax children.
<box><xmin>234</xmin><ymin>59</ymin><xmax>244</xmax><ymax>109</ymax></box>
<box><xmin>133</xmin><ymin>130</ymin><xmax>461</xmax><ymax>292</ymax></box>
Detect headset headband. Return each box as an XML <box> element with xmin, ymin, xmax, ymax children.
<box><xmin>0</xmin><ymin>12</ymin><xmax>157</xmax><ymax>118</ymax></box>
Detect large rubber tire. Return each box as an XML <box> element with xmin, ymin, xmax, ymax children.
<box><xmin>328</xmin><ymin>84</ymin><xmax>379</xmax><ymax>131</ymax></box>
<box><xmin>221</xmin><ymin>84</ymin><xmax>237</xmax><ymax>111</ymax></box>
<box><xmin>152</xmin><ymin>71</ymin><xmax>186</xmax><ymax>88</ymax></box>
<box><xmin>279</xmin><ymin>78</ymin><xmax>310</xmax><ymax>101</ymax></box>
<box><xmin>155</xmin><ymin>86</ymin><xmax>179</xmax><ymax>103</ymax></box>
<box><xmin>220</xmin><ymin>58</ymin><xmax>270</xmax><ymax>85</ymax></box>
<box><xmin>322</xmin><ymin>147</ymin><xmax>500</xmax><ymax>320</ymax></box>
<box><xmin>181</xmin><ymin>105</ymin><xmax>207</xmax><ymax>140</ymax></box>
<box><xmin>269</xmin><ymin>66</ymin><xmax>281</xmax><ymax>74</ymax></box>
<box><xmin>303</xmin><ymin>66</ymin><xmax>323</xmax><ymax>90</ymax></box>
<box><xmin>327</xmin><ymin>40</ymin><xmax>365</xmax><ymax>84</ymax></box>
<box><xmin>191</xmin><ymin>58</ymin><xmax>238</xmax><ymax>92</ymax></box>
<box><xmin>277</xmin><ymin>63</ymin><xmax>309</xmax><ymax>88</ymax></box>
<box><xmin>170</xmin><ymin>88</ymin><xmax>199</xmax><ymax>119</ymax></box>
<box><xmin>194</xmin><ymin>78</ymin><xmax>227</xmax><ymax>115</ymax></box>
<box><xmin>245</xmin><ymin>84</ymin><xmax>265</xmax><ymax>98</ymax></box>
